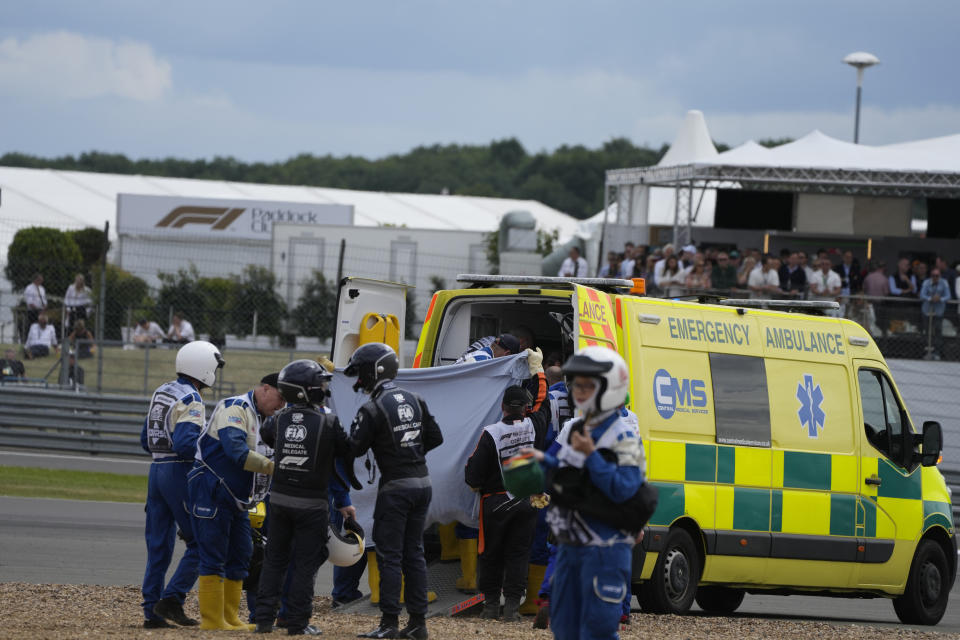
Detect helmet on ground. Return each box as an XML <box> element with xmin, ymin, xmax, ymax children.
<box><xmin>562</xmin><ymin>346</ymin><xmax>629</xmax><ymax>414</ymax></box>
<box><xmin>278</xmin><ymin>359</ymin><xmax>332</xmax><ymax>405</ymax></box>
<box><xmin>328</xmin><ymin>518</ymin><xmax>365</xmax><ymax>567</ymax></box>
<box><xmin>175</xmin><ymin>340</ymin><xmax>224</xmax><ymax>388</ymax></box>
<box><xmin>248</xmin><ymin>501</ymin><xmax>267</xmax><ymax>530</ymax></box>
<box><xmin>344</xmin><ymin>343</ymin><xmax>398</xmax><ymax>393</ymax></box>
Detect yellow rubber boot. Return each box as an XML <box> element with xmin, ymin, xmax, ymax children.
<box><xmin>455</xmin><ymin>538</ymin><xmax>478</xmax><ymax>593</ymax></box>
<box><xmin>399</xmin><ymin>576</ymin><xmax>438</xmax><ymax>604</ymax></box>
<box><xmin>198</xmin><ymin>575</ymin><xmax>228</xmax><ymax>630</ymax></box>
<box><xmin>223</xmin><ymin>578</ymin><xmax>256</xmax><ymax>630</ymax></box>
<box><xmin>519</xmin><ymin>564</ymin><xmax>546</xmax><ymax>614</ymax></box>
<box><xmin>438</xmin><ymin>523</ymin><xmax>460</xmax><ymax>561</ymax></box>
<box><xmin>367</xmin><ymin>551</ymin><xmax>380</xmax><ymax>605</ymax></box>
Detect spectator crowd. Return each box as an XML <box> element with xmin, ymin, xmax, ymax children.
<box><xmin>588</xmin><ymin>241</ymin><xmax>960</xmax><ymax>360</ymax></box>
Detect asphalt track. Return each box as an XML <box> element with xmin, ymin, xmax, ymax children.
<box><xmin>1</xmin><ymin>494</ymin><xmax>958</xmax><ymax>634</ymax></box>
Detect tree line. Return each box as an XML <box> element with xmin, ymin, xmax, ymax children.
<box><xmin>2</xmin><ymin>138</ymin><xmax>793</xmax><ymax>220</ymax></box>
<box><xmin>1</xmin><ymin>139</ymin><xmax>669</xmax><ymax>220</ymax></box>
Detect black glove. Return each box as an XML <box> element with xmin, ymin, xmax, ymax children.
<box><xmin>344</xmin><ymin>516</ymin><xmax>365</xmax><ymax>540</ymax></box>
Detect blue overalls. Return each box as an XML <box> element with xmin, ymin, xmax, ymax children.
<box><xmin>140</xmin><ymin>377</ymin><xmax>205</xmax><ymax>622</ymax></box>
<box><xmin>541</xmin><ymin>411</ymin><xmax>644</xmax><ymax>640</ymax></box>
<box><xmin>188</xmin><ymin>391</ymin><xmax>262</xmax><ymax>581</ymax></box>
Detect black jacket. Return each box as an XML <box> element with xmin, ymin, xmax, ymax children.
<box><xmin>262</xmin><ymin>404</ymin><xmax>353</xmax><ymax>502</ymax></box>
<box><xmin>833</xmin><ymin>261</ymin><xmax>863</xmax><ymax>293</ymax></box>
<box><xmin>348</xmin><ymin>381</ymin><xmax>443</xmax><ymax>486</ymax></box>
<box><xmin>778</xmin><ymin>264</ymin><xmax>807</xmax><ymax>293</ymax></box>
<box><xmin>464</xmin><ymin>373</ymin><xmax>549</xmax><ymax>495</ymax></box>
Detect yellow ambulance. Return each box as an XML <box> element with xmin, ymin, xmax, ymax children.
<box><xmin>336</xmin><ymin>274</ymin><xmax>955</xmax><ymax>625</ymax></box>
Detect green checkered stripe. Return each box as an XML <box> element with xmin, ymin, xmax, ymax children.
<box><xmin>923</xmin><ymin>500</ymin><xmax>953</xmax><ymax>532</ymax></box>
<box><xmin>647</xmin><ymin>445</ymin><xmax>933</xmax><ymax>536</ymax></box>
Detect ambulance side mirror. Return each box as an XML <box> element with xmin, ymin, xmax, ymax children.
<box><xmin>916</xmin><ymin>421</ymin><xmax>942</xmax><ymax>467</ymax></box>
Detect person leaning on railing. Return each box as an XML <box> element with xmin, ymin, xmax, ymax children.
<box><xmin>919</xmin><ymin>269</ymin><xmax>951</xmax><ymax>361</ymax></box>
<box><xmin>809</xmin><ymin>257</ymin><xmax>842</xmax><ymax>315</ymax></box>
<box><xmin>67</xmin><ymin>318</ymin><xmax>95</xmax><ymax>359</ymax></box>
<box><xmin>748</xmin><ymin>256</ymin><xmax>783</xmax><ymax>300</ymax></box>
<box><xmin>711</xmin><ymin>252</ymin><xmax>738</xmax><ymax>291</ymax></box>
<box><xmin>685</xmin><ymin>255</ymin><xmax>711</xmax><ymax>291</ymax></box>
<box><xmin>737</xmin><ymin>255</ymin><xmax>758</xmax><ymax>289</ymax></box>
<box><xmin>862</xmin><ymin>261</ymin><xmax>891</xmax><ymax>336</ymax></box>
<box><xmin>658</xmin><ymin>256</ymin><xmax>687</xmax><ymax>298</ymax></box>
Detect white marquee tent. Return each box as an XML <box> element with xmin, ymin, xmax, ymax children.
<box><xmin>0</xmin><ymin>167</ymin><xmax>581</xmax><ymax>262</ymax></box>
<box><xmin>712</xmin><ymin>129</ymin><xmax>960</xmax><ymax>172</ymax></box>
<box><xmin>604</xmin><ymin>113</ymin><xmax>960</xmax><ymax>245</ymax></box>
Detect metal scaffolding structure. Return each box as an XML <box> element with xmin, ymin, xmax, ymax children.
<box><xmin>603</xmin><ymin>162</ymin><xmax>960</xmax><ymax>247</ymax></box>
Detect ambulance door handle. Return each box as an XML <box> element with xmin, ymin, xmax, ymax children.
<box><xmin>865</xmin><ymin>475</ymin><xmax>882</xmax><ymax>486</ymax></box>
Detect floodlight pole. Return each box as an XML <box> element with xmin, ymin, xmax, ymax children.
<box><xmin>843</xmin><ymin>52</ymin><xmax>879</xmax><ymax>144</ymax></box>
<box><xmin>853</xmin><ymin>68</ymin><xmax>864</xmax><ymax>144</ymax></box>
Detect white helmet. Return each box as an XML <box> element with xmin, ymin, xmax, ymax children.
<box><xmin>562</xmin><ymin>346</ymin><xmax>629</xmax><ymax>414</ymax></box>
<box><xmin>328</xmin><ymin>519</ymin><xmax>365</xmax><ymax>567</ymax></box>
<box><xmin>175</xmin><ymin>341</ymin><xmax>224</xmax><ymax>388</ymax></box>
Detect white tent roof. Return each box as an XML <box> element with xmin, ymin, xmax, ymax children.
<box><xmin>0</xmin><ymin>166</ymin><xmax>581</xmax><ymax>253</ymax></box>
<box><xmin>584</xmin><ymin>110</ymin><xmax>720</xmax><ymax>227</ymax></box>
<box><xmin>657</xmin><ymin>110</ymin><xmax>719</xmax><ymax>166</ymax></box>
<box><xmin>702</xmin><ymin>130</ymin><xmax>960</xmax><ymax>173</ymax></box>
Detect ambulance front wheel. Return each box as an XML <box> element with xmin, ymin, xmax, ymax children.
<box><xmin>694</xmin><ymin>586</ymin><xmax>745</xmax><ymax>614</ymax></box>
<box><xmin>893</xmin><ymin>539</ymin><xmax>951</xmax><ymax>625</ymax></box>
<box><xmin>641</xmin><ymin>527</ymin><xmax>700</xmax><ymax>614</ymax></box>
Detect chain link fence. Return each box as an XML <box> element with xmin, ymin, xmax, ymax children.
<box><xmin>1</xmin><ymin>219</ymin><xmax>485</xmax><ymax>398</ymax></box>
<box><xmin>3</xmin><ymin>220</ymin><xmax>959</xmax><ymax>398</ymax></box>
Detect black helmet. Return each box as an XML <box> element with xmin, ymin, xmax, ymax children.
<box><xmin>344</xmin><ymin>343</ymin><xmax>398</xmax><ymax>393</ymax></box>
<box><xmin>278</xmin><ymin>359</ymin><xmax>332</xmax><ymax>405</ymax></box>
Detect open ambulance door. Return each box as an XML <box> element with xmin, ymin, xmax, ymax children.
<box><xmin>330</xmin><ymin>277</ymin><xmax>411</xmax><ymax>368</ymax></box>
<box><xmin>572</xmin><ymin>283</ymin><xmax>619</xmax><ymax>352</ymax></box>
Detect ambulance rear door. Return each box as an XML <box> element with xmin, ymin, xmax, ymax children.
<box><xmin>331</xmin><ymin>277</ymin><xmax>411</xmax><ymax>368</ymax></box>
<box><xmin>572</xmin><ymin>283</ymin><xmax>619</xmax><ymax>352</ymax></box>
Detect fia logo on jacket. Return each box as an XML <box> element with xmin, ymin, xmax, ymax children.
<box><xmin>397</xmin><ymin>403</ymin><xmax>415</xmax><ymax>422</ymax></box>
<box><xmin>284</xmin><ymin>425</ymin><xmax>307</xmax><ymax>442</ymax></box>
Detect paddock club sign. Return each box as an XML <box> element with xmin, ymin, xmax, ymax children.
<box><xmin>117</xmin><ymin>193</ymin><xmax>354</xmax><ymax>241</ymax></box>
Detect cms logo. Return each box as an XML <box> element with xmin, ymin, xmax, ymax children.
<box><xmin>653</xmin><ymin>368</ymin><xmax>708</xmax><ymax>419</ymax></box>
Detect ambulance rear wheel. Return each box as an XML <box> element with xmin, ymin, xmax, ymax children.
<box><xmin>893</xmin><ymin>539</ymin><xmax>950</xmax><ymax>625</ymax></box>
<box><xmin>694</xmin><ymin>586</ymin><xmax>745</xmax><ymax>614</ymax></box>
<box><xmin>645</xmin><ymin>527</ymin><xmax>700</xmax><ymax>614</ymax></box>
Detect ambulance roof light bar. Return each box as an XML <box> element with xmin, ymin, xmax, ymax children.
<box><xmin>718</xmin><ymin>299</ymin><xmax>840</xmax><ymax>315</ymax></box>
<box><xmin>456</xmin><ymin>274</ymin><xmax>635</xmax><ymax>291</ymax></box>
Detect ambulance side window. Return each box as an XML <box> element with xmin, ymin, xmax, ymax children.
<box><xmin>710</xmin><ymin>354</ymin><xmax>771</xmax><ymax>447</ymax></box>
<box><xmin>857</xmin><ymin>369</ymin><xmax>905</xmax><ymax>464</ymax></box>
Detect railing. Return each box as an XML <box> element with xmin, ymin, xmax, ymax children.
<box><xmin>0</xmin><ymin>386</ymin><xmax>215</xmax><ymax>456</ymax></box>
<box><xmin>941</xmin><ymin>468</ymin><xmax>960</xmax><ymax>528</ymax></box>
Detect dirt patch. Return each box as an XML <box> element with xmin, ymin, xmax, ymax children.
<box><xmin>0</xmin><ymin>583</ymin><xmax>950</xmax><ymax>640</ymax></box>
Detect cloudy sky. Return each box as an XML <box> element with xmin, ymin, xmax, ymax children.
<box><xmin>1</xmin><ymin>1</ymin><xmax>957</xmax><ymax>161</ymax></box>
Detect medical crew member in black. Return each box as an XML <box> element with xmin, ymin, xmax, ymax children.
<box><xmin>254</xmin><ymin>359</ymin><xmax>358</xmax><ymax>636</ymax></box>
<box><xmin>465</xmin><ymin>350</ymin><xmax>548</xmax><ymax>621</ymax></box>
<box><xmin>345</xmin><ymin>343</ymin><xmax>443</xmax><ymax>640</ymax></box>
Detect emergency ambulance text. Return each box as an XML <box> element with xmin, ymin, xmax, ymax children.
<box><xmin>765</xmin><ymin>327</ymin><xmax>844</xmax><ymax>355</ymax></box>
<box><xmin>580</xmin><ymin>299</ymin><xmax>608</xmax><ymax>325</ymax></box>
<box><xmin>668</xmin><ymin>317</ymin><xmax>750</xmax><ymax>346</ymax></box>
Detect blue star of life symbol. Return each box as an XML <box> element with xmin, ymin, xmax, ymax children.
<box><xmin>796</xmin><ymin>374</ymin><xmax>826</xmax><ymax>438</ymax></box>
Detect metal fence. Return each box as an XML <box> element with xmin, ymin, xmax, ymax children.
<box><xmin>0</xmin><ymin>386</ymin><xmax>217</xmax><ymax>456</ymax></box>
<box><xmin>2</xmin><ymin>338</ymin><xmax>319</xmax><ymax>400</ymax></box>
<box><xmin>2</xmin><ymin>366</ymin><xmax>957</xmax><ymax>525</ymax></box>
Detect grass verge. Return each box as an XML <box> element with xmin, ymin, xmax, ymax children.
<box><xmin>0</xmin><ymin>466</ymin><xmax>147</xmax><ymax>503</ymax></box>
<box><xmin>1</xmin><ymin>342</ymin><xmax>323</xmax><ymax>398</ymax></box>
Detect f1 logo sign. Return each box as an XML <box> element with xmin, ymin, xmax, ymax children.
<box><xmin>155</xmin><ymin>206</ymin><xmax>245</xmax><ymax>230</ymax></box>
